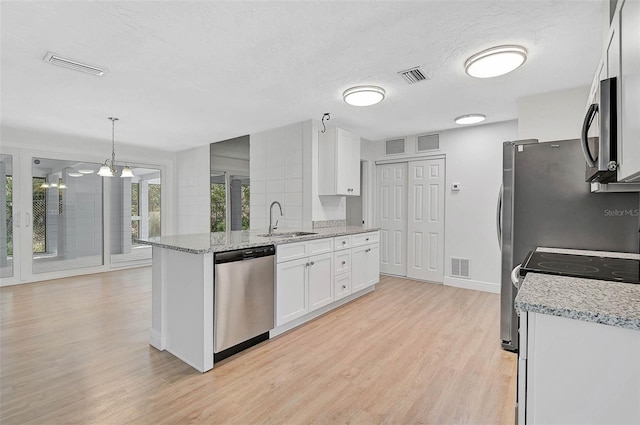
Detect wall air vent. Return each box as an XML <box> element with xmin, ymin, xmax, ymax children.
<box><xmin>386</xmin><ymin>138</ymin><xmax>405</xmax><ymax>155</ymax></box>
<box><xmin>451</xmin><ymin>258</ymin><xmax>470</xmax><ymax>278</ymax></box>
<box><xmin>398</xmin><ymin>67</ymin><xmax>428</xmax><ymax>84</ymax></box>
<box><xmin>417</xmin><ymin>134</ymin><xmax>440</xmax><ymax>152</ymax></box>
<box><xmin>43</xmin><ymin>52</ymin><xmax>106</xmax><ymax>76</ymax></box>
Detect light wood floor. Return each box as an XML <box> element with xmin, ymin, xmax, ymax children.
<box><xmin>1</xmin><ymin>269</ymin><xmax>517</xmax><ymax>424</ymax></box>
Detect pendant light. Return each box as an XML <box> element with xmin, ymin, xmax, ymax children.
<box><xmin>98</xmin><ymin>117</ymin><xmax>134</xmax><ymax>178</ymax></box>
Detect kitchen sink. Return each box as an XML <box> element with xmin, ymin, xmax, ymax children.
<box><xmin>259</xmin><ymin>231</ymin><xmax>318</xmax><ymax>238</ymax></box>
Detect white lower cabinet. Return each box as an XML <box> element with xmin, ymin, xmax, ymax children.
<box><xmin>276</xmin><ymin>257</ymin><xmax>308</xmax><ymax>326</ymax></box>
<box><xmin>276</xmin><ymin>232</ymin><xmax>380</xmax><ymax>330</ymax></box>
<box><xmin>352</xmin><ymin>243</ymin><xmax>380</xmax><ymax>292</ymax></box>
<box><xmin>520</xmin><ymin>311</ymin><xmax>640</xmax><ymax>424</ymax></box>
<box><xmin>334</xmin><ymin>273</ymin><xmax>351</xmax><ymax>300</ymax></box>
<box><xmin>334</xmin><ymin>242</ymin><xmax>352</xmax><ymax>301</ymax></box>
<box><xmin>308</xmin><ymin>252</ymin><xmax>333</xmax><ymax>311</ymax></box>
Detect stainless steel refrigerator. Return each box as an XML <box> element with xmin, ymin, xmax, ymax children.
<box><xmin>499</xmin><ymin>139</ymin><xmax>639</xmax><ymax>352</ymax></box>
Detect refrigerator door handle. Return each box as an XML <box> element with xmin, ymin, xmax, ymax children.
<box><xmin>496</xmin><ymin>185</ymin><xmax>503</xmax><ymax>249</ymax></box>
<box><xmin>581</xmin><ymin>103</ymin><xmax>598</xmax><ymax>167</ymax></box>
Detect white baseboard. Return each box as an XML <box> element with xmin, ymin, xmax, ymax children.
<box><xmin>444</xmin><ymin>276</ymin><xmax>500</xmax><ymax>294</ymax></box>
<box><xmin>149</xmin><ymin>329</ymin><xmax>164</xmax><ymax>350</ymax></box>
<box><xmin>270</xmin><ymin>285</ymin><xmax>376</xmax><ymax>338</ymax></box>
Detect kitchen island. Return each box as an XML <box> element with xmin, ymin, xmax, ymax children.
<box><xmin>514</xmin><ymin>248</ymin><xmax>640</xmax><ymax>425</ymax></box>
<box><xmin>138</xmin><ymin>227</ymin><xmax>380</xmax><ymax>372</ymax></box>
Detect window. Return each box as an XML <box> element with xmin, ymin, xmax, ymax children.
<box><xmin>5</xmin><ymin>175</ymin><xmax>12</xmax><ymax>257</ymax></box>
<box><xmin>32</xmin><ymin>177</ymin><xmax>46</xmax><ymax>254</ymax></box>
<box><xmin>210</xmin><ymin>173</ymin><xmax>226</xmax><ymax>232</ymax></box>
<box><xmin>131</xmin><ymin>182</ymin><xmax>139</xmax><ymax>241</ymax></box>
<box><xmin>148</xmin><ymin>183</ymin><xmax>161</xmax><ymax>238</ymax></box>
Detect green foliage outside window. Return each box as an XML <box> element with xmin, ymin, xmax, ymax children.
<box><xmin>148</xmin><ymin>184</ymin><xmax>161</xmax><ymax>237</ymax></box>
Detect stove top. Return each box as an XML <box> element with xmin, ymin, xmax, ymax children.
<box><xmin>520</xmin><ymin>251</ymin><xmax>640</xmax><ymax>284</ymax></box>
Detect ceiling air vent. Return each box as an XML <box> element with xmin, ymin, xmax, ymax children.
<box><xmin>386</xmin><ymin>138</ymin><xmax>405</xmax><ymax>155</ymax></box>
<box><xmin>43</xmin><ymin>52</ymin><xmax>106</xmax><ymax>76</ymax></box>
<box><xmin>417</xmin><ymin>134</ymin><xmax>440</xmax><ymax>152</ymax></box>
<box><xmin>398</xmin><ymin>67</ymin><xmax>428</xmax><ymax>84</ymax></box>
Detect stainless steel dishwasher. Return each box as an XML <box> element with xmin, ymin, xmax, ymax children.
<box><xmin>213</xmin><ymin>245</ymin><xmax>275</xmax><ymax>362</ymax></box>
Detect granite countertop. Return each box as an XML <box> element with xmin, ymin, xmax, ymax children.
<box><xmin>515</xmin><ymin>248</ymin><xmax>640</xmax><ymax>331</ymax></box>
<box><xmin>136</xmin><ymin>226</ymin><xmax>379</xmax><ymax>254</ymax></box>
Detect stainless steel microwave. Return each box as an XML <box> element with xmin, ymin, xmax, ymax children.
<box><xmin>581</xmin><ymin>77</ymin><xmax>618</xmax><ymax>183</ymax></box>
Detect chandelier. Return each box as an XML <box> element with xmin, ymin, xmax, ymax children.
<box><xmin>98</xmin><ymin>117</ymin><xmax>134</xmax><ymax>178</ymax></box>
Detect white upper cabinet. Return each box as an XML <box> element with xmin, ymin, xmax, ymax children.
<box><xmin>586</xmin><ymin>0</ymin><xmax>640</xmax><ymax>184</ymax></box>
<box><xmin>618</xmin><ymin>0</ymin><xmax>640</xmax><ymax>182</ymax></box>
<box><xmin>318</xmin><ymin>127</ymin><xmax>361</xmax><ymax>196</ymax></box>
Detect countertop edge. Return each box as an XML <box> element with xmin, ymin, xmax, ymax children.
<box><xmin>515</xmin><ymin>272</ymin><xmax>640</xmax><ymax>332</ymax></box>
<box><xmin>137</xmin><ymin>227</ymin><xmax>380</xmax><ymax>254</ymax></box>
<box><xmin>515</xmin><ymin>299</ymin><xmax>640</xmax><ymax>331</ymax></box>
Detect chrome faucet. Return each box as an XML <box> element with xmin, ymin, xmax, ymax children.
<box><xmin>269</xmin><ymin>201</ymin><xmax>284</xmax><ymax>235</ymax></box>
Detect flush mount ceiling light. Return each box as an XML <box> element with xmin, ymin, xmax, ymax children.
<box><xmin>68</xmin><ymin>172</ymin><xmax>83</xmax><ymax>177</ymax></box>
<box><xmin>455</xmin><ymin>114</ymin><xmax>486</xmax><ymax>125</ymax></box>
<box><xmin>464</xmin><ymin>45</ymin><xmax>527</xmax><ymax>78</ymax></box>
<box><xmin>343</xmin><ymin>85</ymin><xmax>386</xmax><ymax>106</ymax></box>
<box><xmin>78</xmin><ymin>169</ymin><xmax>94</xmax><ymax>174</ymax></box>
<box><xmin>98</xmin><ymin>117</ymin><xmax>134</xmax><ymax>178</ymax></box>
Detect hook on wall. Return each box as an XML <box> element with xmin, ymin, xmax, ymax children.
<box><xmin>321</xmin><ymin>113</ymin><xmax>331</xmax><ymax>133</ymax></box>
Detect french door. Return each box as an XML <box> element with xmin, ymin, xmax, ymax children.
<box><xmin>0</xmin><ymin>146</ymin><xmax>166</xmax><ymax>286</ymax></box>
<box><xmin>0</xmin><ymin>149</ymin><xmax>107</xmax><ymax>285</ymax></box>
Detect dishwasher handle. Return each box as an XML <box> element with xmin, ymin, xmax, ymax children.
<box><xmin>215</xmin><ymin>245</ymin><xmax>275</xmax><ymax>264</ymax></box>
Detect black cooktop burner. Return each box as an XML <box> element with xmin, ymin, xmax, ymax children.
<box><xmin>520</xmin><ymin>251</ymin><xmax>640</xmax><ymax>284</ymax></box>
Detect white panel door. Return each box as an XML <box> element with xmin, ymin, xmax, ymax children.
<box><xmin>407</xmin><ymin>159</ymin><xmax>445</xmax><ymax>282</ymax></box>
<box><xmin>377</xmin><ymin>163</ymin><xmax>407</xmax><ymax>276</ymax></box>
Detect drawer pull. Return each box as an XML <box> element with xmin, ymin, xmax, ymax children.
<box><xmin>366</xmin><ymin>238</ymin><xmax>369</xmax><ymax>241</ymax></box>
<box><xmin>342</xmin><ymin>285</ymin><xmax>347</xmax><ymax>289</ymax></box>
<box><xmin>342</xmin><ymin>261</ymin><xmax>346</xmax><ymax>265</ymax></box>
<box><xmin>342</xmin><ymin>241</ymin><xmax>346</xmax><ymax>245</ymax></box>
<box><xmin>365</xmin><ymin>248</ymin><xmax>371</xmax><ymax>253</ymax></box>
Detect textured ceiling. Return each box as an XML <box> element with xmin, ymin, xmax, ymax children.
<box><xmin>1</xmin><ymin>1</ymin><xmax>604</xmax><ymax>151</ymax></box>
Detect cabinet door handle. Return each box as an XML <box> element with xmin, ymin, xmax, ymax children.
<box><xmin>305</xmin><ymin>262</ymin><xmax>310</xmax><ymax>267</ymax></box>
<box><xmin>365</xmin><ymin>248</ymin><xmax>371</xmax><ymax>253</ymax></box>
<box><xmin>25</xmin><ymin>212</ymin><xmax>31</xmax><ymax>227</ymax></box>
<box><xmin>13</xmin><ymin>212</ymin><xmax>20</xmax><ymax>228</ymax></box>
<box><xmin>310</xmin><ymin>261</ymin><xmax>315</xmax><ymax>266</ymax></box>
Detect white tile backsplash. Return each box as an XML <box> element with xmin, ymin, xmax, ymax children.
<box><xmin>250</xmin><ymin>121</ymin><xmax>309</xmax><ymax>231</ymax></box>
<box><xmin>266</xmin><ymin>179</ymin><xmax>285</xmax><ymax>194</ymax></box>
<box><xmin>285</xmin><ymin>178</ymin><xmax>303</xmax><ymax>193</ymax></box>
<box><xmin>284</xmin><ymin>192</ymin><xmax>303</xmax><ymax>207</ymax></box>
<box><xmin>284</xmin><ymin>205</ymin><xmax>302</xmax><ymax>220</ymax></box>
<box><xmin>284</xmin><ymin>149</ymin><xmax>303</xmax><ymax>166</ymax></box>
<box><xmin>266</xmin><ymin>166</ymin><xmax>285</xmax><ymax>181</ymax></box>
<box><xmin>252</xmin><ymin>180</ymin><xmax>266</xmax><ymax>194</ymax></box>
<box><xmin>284</xmin><ymin>163</ymin><xmax>303</xmax><ymax>179</ymax></box>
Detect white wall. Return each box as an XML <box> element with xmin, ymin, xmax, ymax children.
<box><xmin>176</xmin><ymin>145</ymin><xmax>210</xmax><ymax>234</ymax></box>
<box><xmin>517</xmin><ymin>86</ymin><xmax>590</xmax><ymax>142</ymax></box>
<box><xmin>366</xmin><ymin>120</ymin><xmax>518</xmax><ymax>292</ymax></box>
